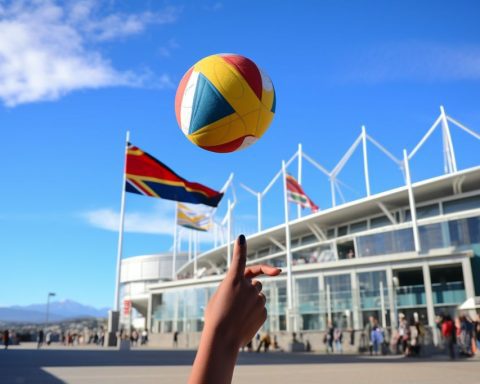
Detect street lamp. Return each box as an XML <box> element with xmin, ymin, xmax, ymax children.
<box><xmin>45</xmin><ymin>292</ymin><xmax>56</xmax><ymax>329</ymax></box>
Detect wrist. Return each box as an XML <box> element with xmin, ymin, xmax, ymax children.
<box><xmin>201</xmin><ymin>323</ymin><xmax>241</xmax><ymax>357</ymax></box>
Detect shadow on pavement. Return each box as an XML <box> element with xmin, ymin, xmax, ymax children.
<box><xmin>1</xmin><ymin>348</ymin><xmax>476</xmax><ymax>383</ymax></box>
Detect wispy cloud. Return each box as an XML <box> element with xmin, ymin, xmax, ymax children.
<box><xmin>339</xmin><ymin>41</ymin><xmax>480</xmax><ymax>84</ymax></box>
<box><xmin>82</xmin><ymin>201</ymin><xmax>218</xmax><ymax>244</ymax></box>
<box><xmin>0</xmin><ymin>0</ymin><xmax>179</xmax><ymax>107</ymax></box>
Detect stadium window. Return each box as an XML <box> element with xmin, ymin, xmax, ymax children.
<box><xmin>349</xmin><ymin>220</ymin><xmax>367</xmax><ymax>233</ymax></box>
<box><xmin>291</xmin><ymin>238</ymin><xmax>300</xmax><ymax>247</ymax></box>
<box><xmin>370</xmin><ymin>215</ymin><xmax>391</xmax><ymax>229</ymax></box>
<box><xmin>327</xmin><ymin>228</ymin><xmax>335</xmax><ymax>239</ymax></box>
<box><xmin>405</xmin><ymin>203</ymin><xmax>440</xmax><ymax>221</ymax></box>
<box><xmin>338</xmin><ymin>225</ymin><xmax>348</xmax><ymax>236</ymax></box>
<box><xmin>301</xmin><ymin>234</ymin><xmax>316</xmax><ymax>245</ymax></box>
<box><xmin>443</xmin><ymin>195</ymin><xmax>480</xmax><ymax>214</ymax></box>
<box><xmin>257</xmin><ymin>247</ymin><xmax>270</xmax><ymax>257</ymax></box>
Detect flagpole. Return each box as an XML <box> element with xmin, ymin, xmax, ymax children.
<box><xmin>194</xmin><ymin>231</ymin><xmax>198</xmax><ymax>278</ymax></box>
<box><xmin>172</xmin><ymin>203</ymin><xmax>178</xmax><ymax>280</ymax></box>
<box><xmin>227</xmin><ymin>199</ymin><xmax>232</xmax><ymax>269</ymax></box>
<box><xmin>114</xmin><ymin>131</ymin><xmax>130</xmax><ymax>311</ymax></box>
<box><xmin>107</xmin><ymin>131</ymin><xmax>129</xmax><ymax>347</ymax></box>
<box><xmin>282</xmin><ymin>160</ymin><xmax>294</xmax><ymax>333</ymax></box>
<box><xmin>297</xmin><ymin>143</ymin><xmax>302</xmax><ymax>219</ymax></box>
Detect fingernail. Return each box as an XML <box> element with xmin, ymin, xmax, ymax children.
<box><xmin>239</xmin><ymin>234</ymin><xmax>246</xmax><ymax>245</ymax></box>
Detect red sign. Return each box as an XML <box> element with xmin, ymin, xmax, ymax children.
<box><xmin>123</xmin><ymin>299</ymin><xmax>131</xmax><ymax>315</ymax></box>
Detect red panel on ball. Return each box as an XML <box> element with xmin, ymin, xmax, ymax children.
<box><xmin>221</xmin><ymin>54</ymin><xmax>262</xmax><ymax>100</ymax></box>
<box><xmin>200</xmin><ymin>135</ymin><xmax>252</xmax><ymax>153</ymax></box>
<box><xmin>175</xmin><ymin>66</ymin><xmax>194</xmax><ymax>126</ymax></box>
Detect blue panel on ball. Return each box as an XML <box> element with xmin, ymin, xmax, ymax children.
<box><xmin>189</xmin><ymin>73</ymin><xmax>234</xmax><ymax>134</ymax></box>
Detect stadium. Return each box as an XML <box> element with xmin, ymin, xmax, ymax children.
<box><xmin>120</xmin><ymin>107</ymin><xmax>480</xmax><ymax>349</ymax></box>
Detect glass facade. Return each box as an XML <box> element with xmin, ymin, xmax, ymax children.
<box><xmin>356</xmin><ymin>228</ymin><xmax>414</xmax><ymax>257</ymax></box>
<box><xmin>150</xmin><ymin>208</ymin><xmax>480</xmax><ymax>334</ymax></box>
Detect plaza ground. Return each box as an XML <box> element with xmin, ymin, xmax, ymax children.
<box><xmin>1</xmin><ymin>343</ymin><xmax>479</xmax><ymax>383</ymax></box>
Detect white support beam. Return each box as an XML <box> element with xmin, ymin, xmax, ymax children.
<box><xmin>257</xmin><ymin>192</ymin><xmax>262</xmax><ymax>232</ymax></box>
<box><xmin>239</xmin><ymin>183</ymin><xmax>262</xmax><ymax>232</ymax></box>
<box><xmin>302</xmin><ymin>152</ymin><xmax>331</xmax><ymax>176</ymax></box>
<box><xmin>362</xmin><ymin>126</ymin><xmax>371</xmax><ymax>196</ymax></box>
<box><xmin>408</xmin><ymin>115</ymin><xmax>442</xmax><ymax>160</ymax></box>
<box><xmin>334</xmin><ymin>179</ymin><xmax>346</xmax><ymax>203</ymax></box>
<box><xmin>268</xmin><ymin>236</ymin><xmax>286</xmax><ymax>251</ymax></box>
<box><xmin>307</xmin><ymin>223</ymin><xmax>326</xmax><ymax>242</ymax></box>
<box><xmin>447</xmin><ymin>115</ymin><xmax>480</xmax><ymax>140</ymax></box>
<box><xmin>331</xmin><ymin>133</ymin><xmax>363</xmax><ymax>176</ymax></box>
<box><xmin>262</xmin><ymin>151</ymin><xmax>298</xmax><ymax>196</ymax></box>
<box><xmin>440</xmin><ymin>106</ymin><xmax>457</xmax><ymax>173</ymax></box>
<box><xmin>403</xmin><ymin>149</ymin><xmax>421</xmax><ymax>253</ymax></box>
<box><xmin>376</xmin><ymin>202</ymin><xmax>397</xmax><ymax>225</ymax></box>
<box><xmin>330</xmin><ymin>177</ymin><xmax>336</xmax><ymax>207</ymax></box>
<box><xmin>366</xmin><ymin>134</ymin><xmax>402</xmax><ymax>165</ymax></box>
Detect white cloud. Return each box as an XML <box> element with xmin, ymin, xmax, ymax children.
<box><xmin>82</xmin><ymin>201</ymin><xmax>218</xmax><ymax>244</ymax></box>
<box><xmin>340</xmin><ymin>41</ymin><xmax>480</xmax><ymax>84</ymax></box>
<box><xmin>0</xmin><ymin>1</ymin><xmax>178</xmax><ymax>107</ymax></box>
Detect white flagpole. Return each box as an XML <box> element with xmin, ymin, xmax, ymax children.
<box><xmin>227</xmin><ymin>199</ymin><xmax>232</xmax><ymax>268</ymax></box>
<box><xmin>282</xmin><ymin>160</ymin><xmax>294</xmax><ymax>332</ymax></box>
<box><xmin>113</xmin><ymin>131</ymin><xmax>130</xmax><ymax>312</ymax></box>
<box><xmin>194</xmin><ymin>231</ymin><xmax>198</xmax><ymax>278</ymax></box>
<box><xmin>297</xmin><ymin>143</ymin><xmax>302</xmax><ymax>218</ymax></box>
<box><xmin>172</xmin><ymin>203</ymin><xmax>178</xmax><ymax>280</ymax></box>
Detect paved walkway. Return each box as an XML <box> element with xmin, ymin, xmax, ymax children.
<box><xmin>1</xmin><ymin>344</ymin><xmax>479</xmax><ymax>383</ymax></box>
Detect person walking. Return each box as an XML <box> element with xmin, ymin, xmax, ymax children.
<box><xmin>37</xmin><ymin>329</ymin><xmax>44</xmax><ymax>349</ymax></box>
<box><xmin>3</xmin><ymin>329</ymin><xmax>9</xmax><ymax>350</ymax></box>
<box><xmin>371</xmin><ymin>318</ymin><xmax>383</xmax><ymax>355</ymax></box>
<box><xmin>364</xmin><ymin>316</ymin><xmax>374</xmax><ymax>355</ymax></box>
<box><xmin>173</xmin><ymin>331</ymin><xmax>179</xmax><ymax>348</ymax></box>
<box><xmin>334</xmin><ymin>327</ymin><xmax>343</xmax><ymax>353</ymax></box>
<box><xmin>441</xmin><ymin>314</ymin><xmax>456</xmax><ymax>360</ymax></box>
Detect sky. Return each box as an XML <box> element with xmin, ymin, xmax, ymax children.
<box><xmin>1</xmin><ymin>0</ymin><xmax>479</xmax><ymax>308</ymax></box>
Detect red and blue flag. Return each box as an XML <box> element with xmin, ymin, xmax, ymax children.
<box><xmin>125</xmin><ymin>143</ymin><xmax>224</xmax><ymax>207</ymax></box>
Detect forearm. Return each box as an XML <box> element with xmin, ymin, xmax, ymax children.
<box><xmin>189</xmin><ymin>326</ymin><xmax>239</xmax><ymax>384</ymax></box>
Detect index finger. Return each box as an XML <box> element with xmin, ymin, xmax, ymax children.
<box><xmin>228</xmin><ymin>234</ymin><xmax>247</xmax><ymax>279</ymax></box>
<box><xmin>244</xmin><ymin>264</ymin><xmax>282</xmax><ymax>279</ymax></box>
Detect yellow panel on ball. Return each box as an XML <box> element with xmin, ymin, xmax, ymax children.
<box><xmin>175</xmin><ymin>54</ymin><xmax>276</xmax><ymax>153</ymax></box>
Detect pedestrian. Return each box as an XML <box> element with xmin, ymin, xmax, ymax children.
<box><xmin>396</xmin><ymin>313</ymin><xmax>408</xmax><ymax>355</ymax></box>
<box><xmin>3</xmin><ymin>329</ymin><xmax>9</xmax><ymax>350</ymax></box>
<box><xmin>325</xmin><ymin>322</ymin><xmax>334</xmax><ymax>353</ymax></box>
<box><xmin>334</xmin><ymin>326</ymin><xmax>343</xmax><ymax>353</ymax></box>
<box><xmin>371</xmin><ymin>318</ymin><xmax>383</xmax><ymax>355</ymax></box>
<box><xmin>256</xmin><ymin>333</ymin><xmax>271</xmax><ymax>352</ymax></box>
<box><xmin>173</xmin><ymin>331</ymin><xmax>179</xmax><ymax>348</ymax></box>
<box><xmin>37</xmin><ymin>329</ymin><xmax>44</xmax><ymax>349</ymax></box>
<box><xmin>141</xmin><ymin>329</ymin><xmax>148</xmax><ymax>345</ymax></box>
<box><xmin>46</xmin><ymin>331</ymin><xmax>51</xmax><ymax>346</ymax></box>
<box><xmin>441</xmin><ymin>314</ymin><xmax>456</xmax><ymax>360</ymax></box>
<box><xmin>364</xmin><ymin>316</ymin><xmax>374</xmax><ymax>355</ymax></box>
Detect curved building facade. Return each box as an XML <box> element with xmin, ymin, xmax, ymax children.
<box><xmin>120</xmin><ymin>111</ymin><xmax>480</xmax><ymax>349</ymax></box>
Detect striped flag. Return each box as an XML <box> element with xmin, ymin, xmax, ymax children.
<box><xmin>177</xmin><ymin>203</ymin><xmax>211</xmax><ymax>232</ymax></box>
<box><xmin>125</xmin><ymin>143</ymin><xmax>224</xmax><ymax>207</ymax></box>
<box><xmin>286</xmin><ymin>174</ymin><xmax>319</xmax><ymax>212</ymax></box>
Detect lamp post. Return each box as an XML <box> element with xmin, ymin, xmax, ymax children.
<box><xmin>45</xmin><ymin>292</ymin><xmax>56</xmax><ymax>330</ymax></box>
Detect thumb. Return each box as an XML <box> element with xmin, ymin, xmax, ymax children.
<box><xmin>228</xmin><ymin>234</ymin><xmax>246</xmax><ymax>279</ymax></box>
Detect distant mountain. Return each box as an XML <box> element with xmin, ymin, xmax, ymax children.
<box><xmin>0</xmin><ymin>300</ymin><xmax>110</xmax><ymax>323</ymax></box>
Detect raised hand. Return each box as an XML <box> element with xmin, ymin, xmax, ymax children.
<box><xmin>204</xmin><ymin>234</ymin><xmax>281</xmax><ymax>347</ymax></box>
<box><xmin>189</xmin><ymin>234</ymin><xmax>281</xmax><ymax>384</ymax></box>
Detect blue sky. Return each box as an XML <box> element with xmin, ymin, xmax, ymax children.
<box><xmin>1</xmin><ymin>0</ymin><xmax>479</xmax><ymax>308</ymax></box>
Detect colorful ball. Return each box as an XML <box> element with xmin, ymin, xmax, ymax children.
<box><xmin>175</xmin><ymin>54</ymin><xmax>276</xmax><ymax>153</ymax></box>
